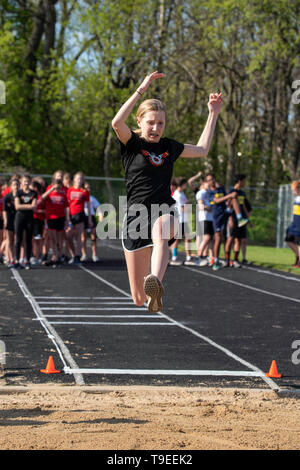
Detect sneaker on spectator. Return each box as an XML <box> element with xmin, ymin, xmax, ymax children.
<box><xmin>24</xmin><ymin>261</ymin><xmax>31</xmax><ymax>270</ymax></box>
<box><xmin>92</xmin><ymin>255</ymin><xmax>99</xmax><ymax>262</ymax></box>
<box><xmin>184</xmin><ymin>258</ymin><xmax>198</xmax><ymax>266</ymax></box>
<box><xmin>212</xmin><ymin>260</ymin><xmax>221</xmax><ymax>271</ymax></box>
<box><xmin>241</xmin><ymin>259</ymin><xmax>251</xmax><ymax>266</ymax></box>
<box><xmin>169</xmin><ymin>258</ymin><xmax>183</xmax><ymax>266</ymax></box>
<box><xmin>238</xmin><ymin>218</ymin><xmax>248</xmax><ymax>228</ymax></box>
<box><xmin>233</xmin><ymin>260</ymin><xmax>241</xmax><ymax>268</ymax></box>
<box><xmin>198</xmin><ymin>258</ymin><xmax>209</xmax><ymax>267</ymax></box>
<box><xmin>7</xmin><ymin>262</ymin><xmax>15</xmax><ymax>269</ymax></box>
<box><xmin>80</xmin><ymin>254</ymin><xmax>88</xmax><ymax>262</ymax></box>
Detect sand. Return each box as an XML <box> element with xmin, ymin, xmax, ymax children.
<box><xmin>0</xmin><ymin>385</ymin><xmax>299</xmax><ymax>450</ymax></box>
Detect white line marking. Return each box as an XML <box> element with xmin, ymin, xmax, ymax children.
<box><xmin>244</xmin><ymin>265</ymin><xmax>300</xmax><ymax>282</ymax></box>
<box><xmin>185</xmin><ymin>266</ymin><xmax>300</xmax><ymax>304</ymax></box>
<box><xmin>79</xmin><ymin>264</ymin><xmax>279</xmax><ymax>390</ymax></box>
<box><xmin>11</xmin><ymin>269</ymin><xmax>85</xmax><ymax>385</ymax></box>
<box><xmin>33</xmin><ymin>315</ymin><xmax>164</xmax><ymax>319</ymax></box>
<box><xmin>34</xmin><ymin>296</ymin><xmax>129</xmax><ymax>300</ymax></box>
<box><xmin>63</xmin><ymin>368</ymin><xmax>264</xmax><ymax>377</ymax></box>
<box><xmin>49</xmin><ymin>322</ymin><xmax>174</xmax><ymax>326</ymax></box>
<box><xmin>40</xmin><ymin>307</ymin><xmax>148</xmax><ymax>311</ymax></box>
<box><xmin>37</xmin><ymin>301</ymin><xmax>134</xmax><ymax>305</ymax></box>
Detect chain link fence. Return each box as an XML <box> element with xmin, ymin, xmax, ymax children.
<box><xmin>0</xmin><ymin>173</ymin><xmax>295</xmax><ymax>248</ymax></box>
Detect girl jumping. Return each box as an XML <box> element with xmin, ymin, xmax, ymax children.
<box><xmin>111</xmin><ymin>71</ymin><xmax>222</xmax><ymax>313</ymax></box>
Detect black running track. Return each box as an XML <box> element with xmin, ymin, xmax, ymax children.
<box><xmin>0</xmin><ymin>241</ymin><xmax>299</xmax><ymax>392</ymax></box>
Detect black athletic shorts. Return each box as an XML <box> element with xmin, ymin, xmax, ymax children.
<box><xmin>33</xmin><ymin>218</ymin><xmax>44</xmax><ymax>237</ymax></box>
<box><xmin>285</xmin><ymin>231</ymin><xmax>300</xmax><ymax>245</ymax></box>
<box><xmin>122</xmin><ymin>204</ymin><xmax>178</xmax><ymax>252</ymax></box>
<box><xmin>229</xmin><ymin>220</ymin><xmax>247</xmax><ymax>239</ymax></box>
<box><xmin>5</xmin><ymin>216</ymin><xmax>15</xmax><ymax>232</ymax></box>
<box><xmin>70</xmin><ymin>212</ymin><xmax>85</xmax><ymax>226</ymax></box>
<box><xmin>84</xmin><ymin>214</ymin><xmax>97</xmax><ymax>229</ymax></box>
<box><xmin>47</xmin><ymin>217</ymin><xmax>65</xmax><ymax>232</ymax></box>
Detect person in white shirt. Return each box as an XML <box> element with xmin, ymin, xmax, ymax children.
<box><xmin>170</xmin><ymin>177</ymin><xmax>196</xmax><ymax>265</ymax></box>
<box><xmin>196</xmin><ymin>180</ymin><xmax>214</xmax><ymax>266</ymax></box>
<box><xmin>81</xmin><ymin>183</ymin><xmax>103</xmax><ymax>262</ymax></box>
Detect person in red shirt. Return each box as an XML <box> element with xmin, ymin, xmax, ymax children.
<box><xmin>67</xmin><ymin>171</ymin><xmax>92</xmax><ymax>265</ymax></box>
<box><xmin>31</xmin><ymin>180</ymin><xmax>45</xmax><ymax>264</ymax></box>
<box><xmin>41</xmin><ymin>176</ymin><xmax>70</xmax><ymax>267</ymax></box>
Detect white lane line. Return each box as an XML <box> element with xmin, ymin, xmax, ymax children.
<box><xmin>40</xmin><ymin>307</ymin><xmax>148</xmax><ymax>311</ymax></box>
<box><xmin>48</xmin><ymin>322</ymin><xmax>174</xmax><ymax>326</ymax></box>
<box><xmin>79</xmin><ymin>265</ymin><xmax>279</xmax><ymax>390</ymax></box>
<box><xmin>37</xmin><ymin>301</ymin><xmax>134</xmax><ymax>305</ymax></box>
<box><xmin>244</xmin><ymin>265</ymin><xmax>300</xmax><ymax>282</ymax></box>
<box><xmin>34</xmin><ymin>296</ymin><xmax>129</xmax><ymax>300</ymax></box>
<box><xmin>184</xmin><ymin>266</ymin><xmax>300</xmax><ymax>304</ymax></box>
<box><xmin>11</xmin><ymin>269</ymin><xmax>84</xmax><ymax>385</ymax></box>
<box><xmin>33</xmin><ymin>315</ymin><xmax>164</xmax><ymax>319</ymax></box>
<box><xmin>64</xmin><ymin>368</ymin><xmax>264</xmax><ymax>377</ymax></box>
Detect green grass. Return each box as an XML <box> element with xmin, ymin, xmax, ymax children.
<box><xmin>237</xmin><ymin>245</ymin><xmax>300</xmax><ymax>275</ymax></box>
<box><xmin>178</xmin><ymin>242</ymin><xmax>300</xmax><ymax>275</ymax></box>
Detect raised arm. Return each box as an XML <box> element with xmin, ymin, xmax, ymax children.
<box><xmin>180</xmin><ymin>93</ymin><xmax>222</xmax><ymax>158</ymax></box>
<box><xmin>111</xmin><ymin>71</ymin><xmax>164</xmax><ymax>145</ymax></box>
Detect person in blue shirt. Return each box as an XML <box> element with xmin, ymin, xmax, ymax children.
<box><xmin>285</xmin><ymin>180</ymin><xmax>300</xmax><ymax>268</ymax></box>
<box><xmin>206</xmin><ymin>173</ymin><xmax>248</xmax><ymax>270</ymax></box>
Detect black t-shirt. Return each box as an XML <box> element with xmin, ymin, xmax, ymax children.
<box><xmin>3</xmin><ymin>193</ymin><xmax>16</xmax><ymax>220</ymax></box>
<box><xmin>120</xmin><ymin>131</ymin><xmax>184</xmax><ymax>208</ymax></box>
<box><xmin>15</xmin><ymin>189</ymin><xmax>37</xmax><ymax>215</ymax></box>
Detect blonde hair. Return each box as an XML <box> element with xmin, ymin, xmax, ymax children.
<box><xmin>135</xmin><ymin>99</ymin><xmax>166</xmax><ymax>135</ymax></box>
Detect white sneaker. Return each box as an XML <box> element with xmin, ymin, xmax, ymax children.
<box><xmin>68</xmin><ymin>257</ymin><xmax>74</xmax><ymax>264</ymax></box>
<box><xmin>198</xmin><ymin>258</ymin><xmax>209</xmax><ymax>267</ymax></box>
<box><xmin>92</xmin><ymin>255</ymin><xmax>99</xmax><ymax>262</ymax></box>
<box><xmin>233</xmin><ymin>260</ymin><xmax>241</xmax><ymax>268</ymax></box>
<box><xmin>169</xmin><ymin>258</ymin><xmax>183</xmax><ymax>266</ymax></box>
<box><xmin>80</xmin><ymin>255</ymin><xmax>88</xmax><ymax>262</ymax></box>
<box><xmin>184</xmin><ymin>258</ymin><xmax>198</xmax><ymax>266</ymax></box>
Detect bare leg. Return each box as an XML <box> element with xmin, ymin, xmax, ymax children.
<box><xmin>151</xmin><ymin>214</ymin><xmax>177</xmax><ymax>281</ymax></box>
<box><xmin>124</xmin><ymin>246</ymin><xmax>152</xmax><ymax>306</ymax></box>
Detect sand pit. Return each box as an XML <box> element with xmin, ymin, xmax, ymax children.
<box><xmin>0</xmin><ymin>385</ymin><xmax>299</xmax><ymax>450</ymax></box>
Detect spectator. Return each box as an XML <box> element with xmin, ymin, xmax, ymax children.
<box><xmin>67</xmin><ymin>171</ymin><xmax>92</xmax><ymax>265</ymax></box>
<box><xmin>41</xmin><ymin>174</ymin><xmax>69</xmax><ymax>267</ymax></box>
<box><xmin>171</xmin><ymin>177</ymin><xmax>195</xmax><ymax>266</ymax></box>
<box><xmin>3</xmin><ymin>178</ymin><xmax>20</xmax><ymax>268</ymax></box>
<box><xmin>14</xmin><ymin>174</ymin><xmax>37</xmax><ymax>269</ymax></box>
<box><xmin>225</xmin><ymin>174</ymin><xmax>251</xmax><ymax>268</ymax></box>
<box><xmin>196</xmin><ymin>179</ymin><xmax>214</xmax><ymax>266</ymax></box>
<box><xmin>81</xmin><ymin>182</ymin><xmax>103</xmax><ymax>262</ymax></box>
<box><xmin>285</xmin><ymin>180</ymin><xmax>300</xmax><ymax>268</ymax></box>
<box><xmin>31</xmin><ymin>180</ymin><xmax>45</xmax><ymax>265</ymax></box>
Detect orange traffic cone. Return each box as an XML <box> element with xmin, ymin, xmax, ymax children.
<box><xmin>265</xmin><ymin>360</ymin><xmax>282</xmax><ymax>378</ymax></box>
<box><xmin>40</xmin><ymin>356</ymin><xmax>61</xmax><ymax>374</ymax></box>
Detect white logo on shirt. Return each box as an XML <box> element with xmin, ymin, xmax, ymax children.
<box><xmin>141</xmin><ymin>149</ymin><xmax>169</xmax><ymax>167</ymax></box>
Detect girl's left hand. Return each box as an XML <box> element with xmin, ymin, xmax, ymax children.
<box><xmin>208</xmin><ymin>92</ymin><xmax>223</xmax><ymax>114</ymax></box>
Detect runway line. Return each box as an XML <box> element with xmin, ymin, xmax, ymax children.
<box><xmin>244</xmin><ymin>265</ymin><xmax>300</xmax><ymax>282</ymax></box>
<box><xmin>64</xmin><ymin>368</ymin><xmax>264</xmax><ymax>377</ymax></box>
<box><xmin>11</xmin><ymin>269</ymin><xmax>85</xmax><ymax>385</ymax></box>
<box><xmin>184</xmin><ymin>266</ymin><xmax>300</xmax><ymax>304</ymax></box>
<box><xmin>79</xmin><ymin>265</ymin><xmax>279</xmax><ymax>390</ymax></box>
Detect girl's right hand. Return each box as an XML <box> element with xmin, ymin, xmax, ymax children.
<box><xmin>137</xmin><ymin>71</ymin><xmax>165</xmax><ymax>95</ymax></box>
